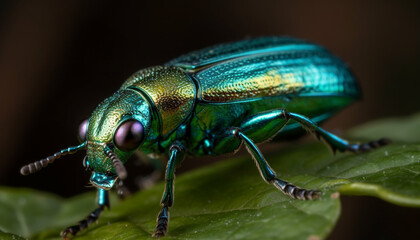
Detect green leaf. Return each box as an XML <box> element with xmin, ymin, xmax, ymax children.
<box><xmin>348</xmin><ymin>112</ymin><xmax>420</xmax><ymax>143</ymax></box>
<box><xmin>0</xmin><ymin>188</ymin><xmax>97</xmax><ymax>238</ymax></box>
<box><xmin>0</xmin><ymin>230</ymin><xmax>26</xmax><ymax>240</ymax></box>
<box><xmin>1</xmin><ymin>113</ymin><xmax>419</xmax><ymax>240</ymax></box>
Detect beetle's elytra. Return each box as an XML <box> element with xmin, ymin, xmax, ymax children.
<box><xmin>20</xmin><ymin>36</ymin><xmax>389</xmax><ymax>238</ymax></box>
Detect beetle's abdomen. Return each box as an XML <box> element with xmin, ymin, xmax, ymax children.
<box><xmin>168</xmin><ymin>37</ymin><xmax>360</xmax><ymax>103</ymax></box>
<box><xmin>121</xmin><ymin>66</ymin><xmax>196</xmax><ymax>136</ymax></box>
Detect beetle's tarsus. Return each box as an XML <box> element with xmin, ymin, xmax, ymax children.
<box><xmin>273</xmin><ymin>178</ymin><xmax>320</xmax><ymax>200</ymax></box>
<box><xmin>234</xmin><ymin>129</ymin><xmax>320</xmax><ymax>201</ymax></box>
<box><xmin>153</xmin><ymin>206</ymin><xmax>169</xmax><ymax>238</ymax></box>
<box><xmin>61</xmin><ymin>225</ymin><xmax>79</xmax><ymax>239</ymax></box>
<box><xmin>61</xmin><ymin>205</ymin><xmax>104</xmax><ymax>238</ymax></box>
<box><xmin>346</xmin><ymin>137</ymin><xmax>391</xmax><ymax>153</ymax></box>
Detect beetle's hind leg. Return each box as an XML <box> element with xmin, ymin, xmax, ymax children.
<box><xmin>238</xmin><ymin>109</ymin><xmax>390</xmax><ymax>153</ymax></box>
<box><xmin>232</xmin><ymin>129</ymin><xmax>320</xmax><ymax>200</ymax></box>
<box><xmin>229</xmin><ymin>109</ymin><xmax>390</xmax><ymax>200</ymax></box>
<box><xmin>284</xmin><ymin>112</ymin><xmax>390</xmax><ymax>153</ymax></box>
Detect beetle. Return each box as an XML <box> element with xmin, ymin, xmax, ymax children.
<box><xmin>20</xmin><ymin>36</ymin><xmax>389</xmax><ymax>238</ymax></box>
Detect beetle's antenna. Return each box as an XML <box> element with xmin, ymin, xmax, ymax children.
<box><xmin>20</xmin><ymin>142</ymin><xmax>86</xmax><ymax>176</ymax></box>
<box><xmin>105</xmin><ymin>147</ymin><xmax>127</xmax><ymax>180</ymax></box>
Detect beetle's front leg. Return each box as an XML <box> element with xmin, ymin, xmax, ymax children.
<box><xmin>61</xmin><ymin>188</ymin><xmax>109</xmax><ymax>239</ymax></box>
<box><xmin>153</xmin><ymin>142</ymin><xmax>185</xmax><ymax>237</ymax></box>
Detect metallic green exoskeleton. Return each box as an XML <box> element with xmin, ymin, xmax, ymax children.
<box><xmin>20</xmin><ymin>37</ymin><xmax>389</xmax><ymax>238</ymax></box>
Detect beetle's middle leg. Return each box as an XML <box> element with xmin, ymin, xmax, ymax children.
<box><xmin>153</xmin><ymin>142</ymin><xmax>185</xmax><ymax>237</ymax></box>
<box><xmin>232</xmin><ymin>128</ymin><xmax>320</xmax><ymax>200</ymax></box>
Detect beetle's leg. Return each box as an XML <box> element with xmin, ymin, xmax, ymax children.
<box><xmin>61</xmin><ymin>188</ymin><xmax>109</xmax><ymax>238</ymax></box>
<box><xmin>284</xmin><ymin>112</ymin><xmax>390</xmax><ymax>153</ymax></box>
<box><xmin>153</xmin><ymin>142</ymin><xmax>185</xmax><ymax>237</ymax></box>
<box><xmin>116</xmin><ymin>179</ymin><xmax>131</xmax><ymax>199</ymax></box>
<box><xmin>134</xmin><ymin>151</ymin><xmax>164</xmax><ymax>190</ymax></box>
<box><xmin>239</xmin><ymin>109</ymin><xmax>389</xmax><ymax>153</ymax></box>
<box><xmin>233</xmin><ymin>129</ymin><xmax>319</xmax><ymax>200</ymax></box>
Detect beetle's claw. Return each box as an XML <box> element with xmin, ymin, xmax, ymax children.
<box><xmin>60</xmin><ymin>226</ymin><xmax>77</xmax><ymax>239</ymax></box>
<box><xmin>153</xmin><ymin>222</ymin><xmax>168</xmax><ymax>238</ymax></box>
<box><xmin>153</xmin><ymin>229</ymin><xmax>166</xmax><ymax>238</ymax></box>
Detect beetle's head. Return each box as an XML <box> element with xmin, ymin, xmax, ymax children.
<box><xmin>81</xmin><ymin>90</ymin><xmax>152</xmax><ymax>190</ymax></box>
<box><xmin>20</xmin><ymin>89</ymin><xmax>153</xmax><ymax>191</ymax></box>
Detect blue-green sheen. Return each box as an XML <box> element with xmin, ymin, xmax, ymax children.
<box><xmin>21</xmin><ymin>36</ymin><xmax>371</xmax><ymax>238</ymax></box>
<box><xmin>84</xmin><ymin>36</ymin><xmax>360</xmax><ymax>185</ymax></box>
<box><xmin>164</xmin><ymin>37</ymin><xmax>360</xmax><ymax>155</ymax></box>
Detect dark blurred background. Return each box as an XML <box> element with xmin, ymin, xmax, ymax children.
<box><xmin>0</xmin><ymin>0</ymin><xmax>419</xmax><ymax>239</ymax></box>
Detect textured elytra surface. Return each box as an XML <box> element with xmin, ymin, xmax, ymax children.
<box><xmin>166</xmin><ymin>36</ymin><xmax>316</xmax><ymax>68</ymax></box>
<box><xmin>167</xmin><ymin>36</ymin><xmax>359</xmax><ymax>103</ymax></box>
<box><xmin>193</xmin><ymin>52</ymin><xmax>358</xmax><ymax>102</ymax></box>
<box><xmin>1</xmin><ymin>113</ymin><xmax>420</xmax><ymax>239</ymax></box>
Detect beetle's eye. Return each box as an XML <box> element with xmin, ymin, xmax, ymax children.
<box><xmin>114</xmin><ymin>120</ymin><xmax>144</xmax><ymax>151</ymax></box>
<box><xmin>78</xmin><ymin>119</ymin><xmax>88</xmax><ymax>143</ymax></box>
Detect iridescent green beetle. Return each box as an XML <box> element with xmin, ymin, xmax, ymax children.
<box><xmin>20</xmin><ymin>37</ymin><xmax>389</xmax><ymax>238</ymax></box>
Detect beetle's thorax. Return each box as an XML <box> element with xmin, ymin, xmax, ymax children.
<box><xmin>121</xmin><ymin>66</ymin><xmax>196</xmax><ymax>137</ymax></box>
